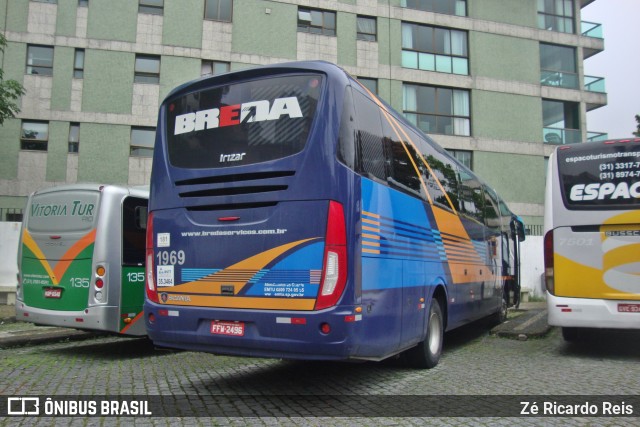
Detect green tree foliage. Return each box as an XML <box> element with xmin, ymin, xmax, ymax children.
<box><xmin>634</xmin><ymin>114</ymin><xmax>640</xmax><ymax>137</ymax></box>
<box><xmin>0</xmin><ymin>33</ymin><xmax>26</xmax><ymax>125</ymax></box>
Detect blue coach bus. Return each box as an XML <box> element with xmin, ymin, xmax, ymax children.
<box><xmin>144</xmin><ymin>61</ymin><xmax>525</xmax><ymax>368</ymax></box>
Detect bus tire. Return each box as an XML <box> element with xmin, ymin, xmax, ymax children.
<box><xmin>491</xmin><ymin>294</ymin><xmax>508</xmax><ymax>325</ymax></box>
<box><xmin>404</xmin><ymin>298</ymin><xmax>444</xmax><ymax>369</ymax></box>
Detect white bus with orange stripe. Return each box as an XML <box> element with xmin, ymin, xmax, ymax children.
<box><xmin>544</xmin><ymin>138</ymin><xmax>640</xmax><ymax>341</ymax></box>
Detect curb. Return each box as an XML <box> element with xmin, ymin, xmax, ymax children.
<box><xmin>0</xmin><ymin>323</ymin><xmax>103</xmax><ymax>349</ymax></box>
<box><xmin>490</xmin><ymin>308</ymin><xmax>552</xmax><ymax>340</ymax></box>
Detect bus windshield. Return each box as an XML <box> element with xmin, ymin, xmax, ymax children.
<box><xmin>557</xmin><ymin>142</ymin><xmax>640</xmax><ymax>210</ymax></box>
<box><xmin>166</xmin><ymin>74</ymin><xmax>323</xmax><ymax>169</ymax></box>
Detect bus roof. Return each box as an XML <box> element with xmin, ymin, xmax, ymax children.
<box><xmin>555</xmin><ymin>137</ymin><xmax>640</xmax><ymax>154</ymax></box>
<box><xmin>30</xmin><ymin>183</ymin><xmax>149</xmax><ymax>199</ymax></box>
<box><xmin>164</xmin><ymin>60</ymin><xmax>352</xmax><ymax>102</ymax></box>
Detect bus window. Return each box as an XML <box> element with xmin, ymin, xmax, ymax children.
<box><xmin>123</xmin><ymin>197</ymin><xmax>147</xmax><ymax>266</ymax></box>
<box><xmin>337</xmin><ymin>87</ymin><xmax>357</xmax><ymax>171</ymax></box>
<box><xmin>420</xmin><ymin>146</ymin><xmax>461</xmax><ymax>211</ymax></box>
<box><xmin>483</xmin><ymin>187</ymin><xmax>501</xmax><ymax>232</ymax></box>
<box><xmin>353</xmin><ymin>90</ymin><xmax>387</xmax><ymax>181</ymax></box>
<box><xmin>459</xmin><ymin>169</ymin><xmax>484</xmax><ymax>223</ymax></box>
<box><xmin>376</xmin><ymin>113</ymin><xmax>424</xmax><ymax>199</ymax></box>
<box><xmin>167</xmin><ymin>74</ymin><xmax>322</xmax><ymax>169</ymax></box>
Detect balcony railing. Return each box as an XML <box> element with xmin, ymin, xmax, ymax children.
<box><xmin>581</xmin><ymin>21</ymin><xmax>603</xmax><ymax>38</ymax></box>
<box><xmin>587</xmin><ymin>131</ymin><xmax>608</xmax><ymax>141</ymax></box>
<box><xmin>541</xmin><ymin>70</ymin><xmax>578</xmax><ymax>89</ymax></box>
<box><xmin>584</xmin><ymin>75</ymin><xmax>606</xmax><ymax>93</ymax></box>
<box><xmin>543</xmin><ymin>127</ymin><xmax>582</xmax><ymax>145</ymax></box>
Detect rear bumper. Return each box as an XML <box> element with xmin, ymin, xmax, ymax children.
<box><xmin>144</xmin><ymin>301</ymin><xmax>358</xmax><ymax>360</ymax></box>
<box><xmin>547</xmin><ymin>293</ymin><xmax>640</xmax><ymax>330</ymax></box>
<box><xmin>14</xmin><ymin>302</ymin><xmax>144</xmax><ymax>336</ymax></box>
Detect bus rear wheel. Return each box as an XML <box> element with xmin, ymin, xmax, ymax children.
<box><xmin>404</xmin><ymin>298</ymin><xmax>444</xmax><ymax>369</ymax></box>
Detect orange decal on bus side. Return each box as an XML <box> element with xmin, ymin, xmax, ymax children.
<box><xmin>162</xmin><ymin>238</ymin><xmax>321</xmax><ymax>296</ymax></box>
<box><xmin>22</xmin><ymin>228</ymin><xmax>96</xmax><ymax>285</ymax></box>
<box><xmin>432</xmin><ymin>207</ymin><xmax>491</xmax><ymax>284</ymax></box>
<box><xmin>52</xmin><ymin>229</ymin><xmax>97</xmax><ymax>283</ymax></box>
<box><xmin>22</xmin><ymin>230</ymin><xmax>57</xmax><ymax>284</ymax></box>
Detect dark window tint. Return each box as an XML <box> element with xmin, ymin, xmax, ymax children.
<box><xmin>483</xmin><ymin>187</ymin><xmax>501</xmax><ymax>232</ymax></box>
<box><xmin>353</xmin><ymin>90</ymin><xmax>386</xmax><ymax>181</ymax></box>
<box><xmin>337</xmin><ymin>88</ymin><xmax>357</xmax><ymax>170</ymax></box>
<box><xmin>557</xmin><ymin>142</ymin><xmax>640</xmax><ymax>210</ymax></box>
<box><xmin>382</xmin><ymin>119</ymin><xmax>424</xmax><ymax>199</ymax></box>
<box><xmin>122</xmin><ymin>197</ymin><xmax>147</xmax><ymax>266</ymax></box>
<box><xmin>459</xmin><ymin>169</ymin><xmax>484</xmax><ymax>223</ymax></box>
<box><xmin>167</xmin><ymin>74</ymin><xmax>322</xmax><ymax>169</ymax></box>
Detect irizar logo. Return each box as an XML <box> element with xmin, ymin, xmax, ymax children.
<box><xmin>570</xmin><ymin>182</ymin><xmax>640</xmax><ymax>201</ymax></box>
<box><xmin>174</xmin><ymin>96</ymin><xmax>303</xmax><ymax>136</ymax></box>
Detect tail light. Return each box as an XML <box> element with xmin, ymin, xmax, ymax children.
<box><xmin>145</xmin><ymin>212</ymin><xmax>159</xmax><ymax>303</ymax></box>
<box><xmin>544</xmin><ymin>230</ymin><xmax>554</xmax><ymax>294</ymax></box>
<box><xmin>94</xmin><ymin>265</ymin><xmax>106</xmax><ymax>302</ymax></box>
<box><xmin>315</xmin><ymin>201</ymin><xmax>347</xmax><ymax>310</ymax></box>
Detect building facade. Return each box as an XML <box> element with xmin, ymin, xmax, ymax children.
<box><xmin>0</xmin><ymin>0</ymin><xmax>606</xmax><ymax>231</ymax></box>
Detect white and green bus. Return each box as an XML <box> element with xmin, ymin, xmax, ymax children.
<box><xmin>544</xmin><ymin>138</ymin><xmax>640</xmax><ymax>340</ymax></box>
<box><xmin>16</xmin><ymin>184</ymin><xmax>149</xmax><ymax>336</ymax></box>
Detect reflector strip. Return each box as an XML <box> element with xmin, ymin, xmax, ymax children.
<box><xmin>344</xmin><ymin>314</ymin><xmax>362</xmax><ymax>322</ymax></box>
<box><xmin>276</xmin><ymin>317</ymin><xmax>306</xmax><ymax>325</ymax></box>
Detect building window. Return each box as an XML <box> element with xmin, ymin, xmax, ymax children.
<box><xmin>20</xmin><ymin>121</ymin><xmax>49</xmax><ymax>151</ymax></box>
<box><xmin>134</xmin><ymin>55</ymin><xmax>160</xmax><ymax>84</ymax></box>
<box><xmin>68</xmin><ymin>123</ymin><xmax>79</xmax><ymax>153</ymax></box>
<box><xmin>297</xmin><ymin>8</ymin><xmax>336</xmax><ymax>36</ymax></box>
<box><xmin>131</xmin><ymin>127</ymin><xmax>155</xmax><ymax>157</ymax></box>
<box><xmin>542</xmin><ymin>99</ymin><xmax>580</xmax><ymax>144</ymax></box>
<box><xmin>357</xmin><ymin>77</ymin><xmax>378</xmax><ymax>95</ymax></box>
<box><xmin>447</xmin><ymin>149</ymin><xmax>472</xmax><ymax>169</ymax></box>
<box><xmin>401</xmin><ymin>23</ymin><xmax>468</xmax><ymax>75</ymax></box>
<box><xmin>204</xmin><ymin>0</ymin><xmax>232</xmax><ymax>22</ymax></box>
<box><xmin>537</xmin><ymin>0</ymin><xmax>574</xmax><ymax>34</ymax></box>
<box><xmin>139</xmin><ymin>0</ymin><xmax>163</xmax><ymax>15</ymax></box>
<box><xmin>4</xmin><ymin>209</ymin><xmax>24</xmax><ymax>222</ymax></box>
<box><xmin>73</xmin><ymin>49</ymin><xmax>85</xmax><ymax>78</ymax></box>
<box><xmin>78</xmin><ymin>0</ymin><xmax>88</xmax><ymax>6</ymax></box>
<box><xmin>201</xmin><ymin>60</ymin><xmax>230</xmax><ymax>76</ymax></box>
<box><xmin>401</xmin><ymin>0</ymin><xmax>467</xmax><ymax>17</ymax></box>
<box><xmin>356</xmin><ymin>16</ymin><xmax>377</xmax><ymax>41</ymax></box>
<box><xmin>403</xmin><ymin>84</ymin><xmax>470</xmax><ymax>136</ymax></box>
<box><xmin>26</xmin><ymin>45</ymin><xmax>54</xmax><ymax>76</ymax></box>
<box><xmin>540</xmin><ymin>43</ymin><xmax>577</xmax><ymax>89</ymax></box>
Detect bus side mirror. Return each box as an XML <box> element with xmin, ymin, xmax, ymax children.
<box><xmin>136</xmin><ymin>206</ymin><xmax>148</xmax><ymax>230</ymax></box>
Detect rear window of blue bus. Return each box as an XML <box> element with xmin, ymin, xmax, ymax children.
<box><xmin>558</xmin><ymin>143</ymin><xmax>640</xmax><ymax>210</ymax></box>
<box><xmin>166</xmin><ymin>74</ymin><xmax>323</xmax><ymax>169</ymax></box>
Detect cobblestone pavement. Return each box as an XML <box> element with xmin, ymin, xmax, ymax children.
<box><xmin>1</xmin><ymin>319</ymin><xmax>639</xmax><ymax>426</ymax></box>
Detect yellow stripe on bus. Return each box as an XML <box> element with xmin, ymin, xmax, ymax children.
<box><xmin>21</xmin><ymin>230</ymin><xmax>58</xmax><ymax>285</ymax></box>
